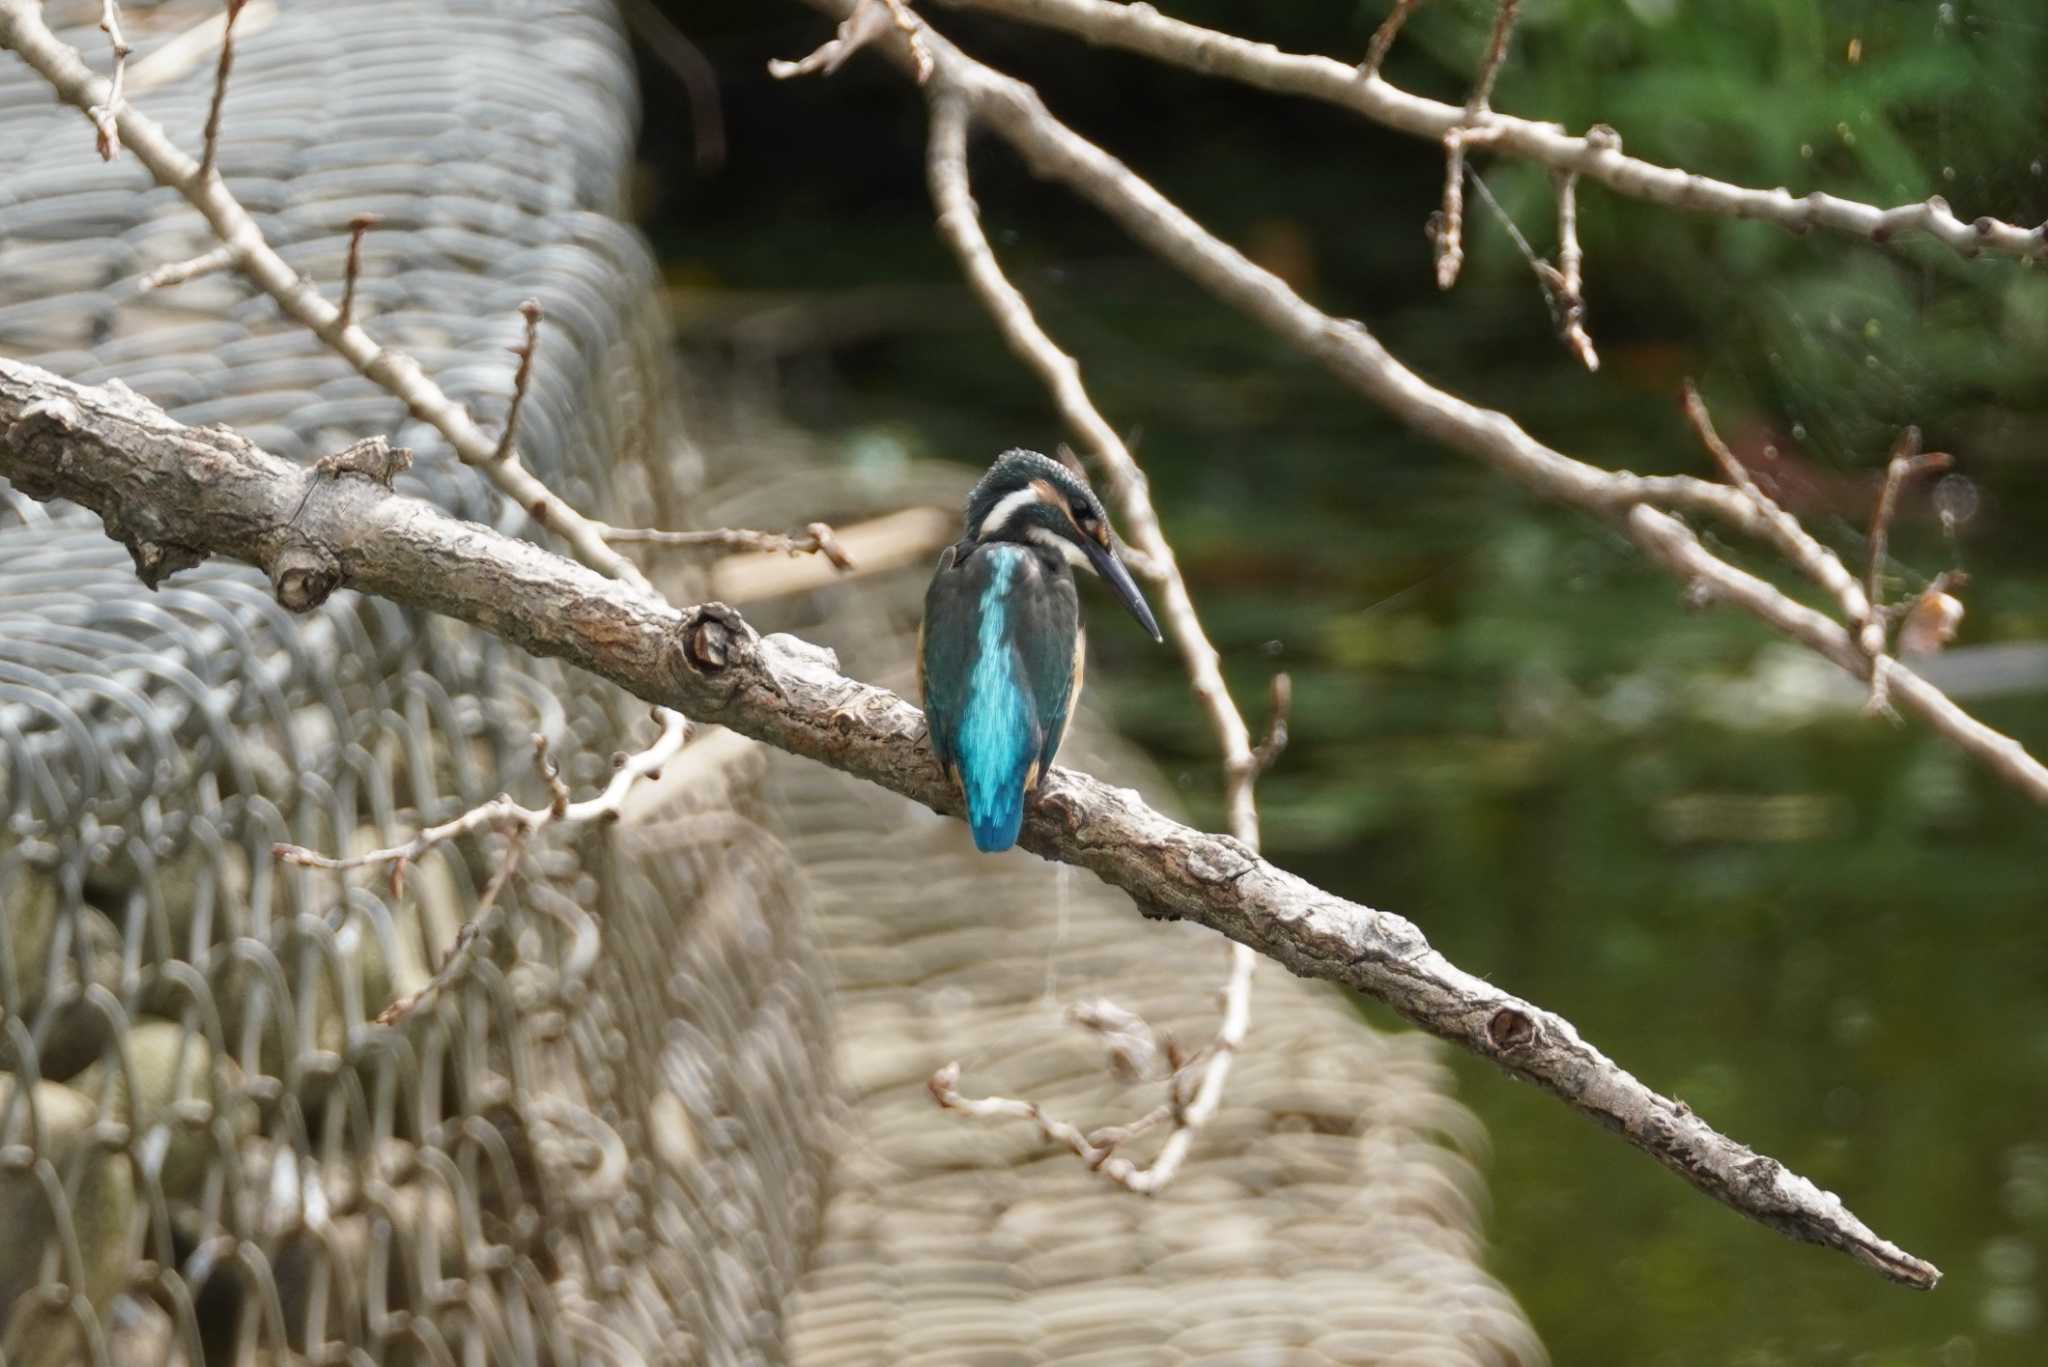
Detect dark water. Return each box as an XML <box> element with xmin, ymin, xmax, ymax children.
<box><xmin>645</xmin><ymin>3</ymin><xmax>2048</xmax><ymax>1361</ymax></box>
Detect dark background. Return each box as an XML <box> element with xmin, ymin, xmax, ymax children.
<box><xmin>634</xmin><ymin>3</ymin><xmax>2048</xmax><ymax>1362</ymax></box>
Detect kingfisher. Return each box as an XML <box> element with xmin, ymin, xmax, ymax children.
<box><xmin>920</xmin><ymin>449</ymin><xmax>1163</xmax><ymax>853</ymax></box>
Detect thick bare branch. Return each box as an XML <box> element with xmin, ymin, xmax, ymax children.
<box><xmin>0</xmin><ymin>315</ymin><xmax>1946</xmax><ymax>1290</ymax></box>
<box><xmin>0</xmin><ymin>0</ymin><xmax>656</xmax><ymax>595</ymax></box>
<box><xmin>936</xmin><ymin>0</ymin><xmax>2048</xmax><ymax>264</ymax></box>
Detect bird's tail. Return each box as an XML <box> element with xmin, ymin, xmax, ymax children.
<box><xmin>960</xmin><ymin>674</ymin><xmax>1035</xmax><ymax>853</ymax></box>
<box><xmin>967</xmin><ymin>780</ymin><xmax>1027</xmax><ymax>852</ymax></box>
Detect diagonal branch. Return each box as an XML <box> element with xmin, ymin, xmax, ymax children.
<box><xmin>936</xmin><ymin>0</ymin><xmax>2048</xmax><ymax>264</ymax></box>
<box><xmin>0</xmin><ymin>355</ymin><xmax>1951</xmax><ymax>1287</ymax></box>
<box><xmin>0</xmin><ymin>0</ymin><xmax>656</xmax><ymax>596</ymax></box>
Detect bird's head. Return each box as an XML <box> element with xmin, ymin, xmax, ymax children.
<box><xmin>964</xmin><ymin>448</ymin><xmax>1163</xmax><ymax>643</ymax></box>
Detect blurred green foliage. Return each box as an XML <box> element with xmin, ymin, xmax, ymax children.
<box><xmin>647</xmin><ymin>1</ymin><xmax>2048</xmax><ymax>1362</ymax></box>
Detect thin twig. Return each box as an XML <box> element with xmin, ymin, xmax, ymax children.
<box><xmin>924</xmin><ymin>86</ymin><xmax>1260</xmax><ymax>1196</ymax></box>
<box><xmin>1465</xmin><ymin>160</ymin><xmax>1599</xmax><ymax>368</ymax></box>
<box><xmin>88</xmin><ymin>0</ymin><xmax>128</xmax><ymax>160</ymax></box>
<box><xmin>616</xmin><ymin>0</ymin><xmax>728</xmax><ymax>172</ymax></box>
<box><xmin>1863</xmin><ymin>428</ymin><xmax>1953</xmax><ymax>712</ymax></box>
<box><xmin>598</xmin><ymin>521</ymin><xmax>856</xmax><ymax>571</ymax></box>
<box><xmin>377</xmin><ymin>828</ymin><xmax>528</xmax><ymax>1025</ymax></box>
<box><xmin>1251</xmin><ymin>671</ymin><xmax>1291</xmax><ymax>774</ymax></box>
<box><xmin>1435</xmin><ymin>0</ymin><xmax>1519</xmax><ymax>289</ymax></box>
<box><xmin>1549</xmin><ymin>170</ymin><xmax>1597</xmax><ymax>370</ymax></box>
<box><xmin>1360</xmin><ymin>0</ymin><xmax>1423</xmax><ymax>78</ymax></box>
<box><xmin>494</xmin><ymin>300</ymin><xmax>543</xmax><ymax>464</ymax></box>
<box><xmin>1466</xmin><ymin>160</ymin><xmax>1578</xmax><ymax>341</ymax></box>
<box><xmin>339</xmin><ymin>213</ymin><xmax>378</xmax><ymax>331</ymax></box>
<box><xmin>1866</xmin><ymin>429</ymin><xmax>1954</xmax><ymax>619</ymax></box>
<box><xmin>271</xmin><ymin>708</ymin><xmax>690</xmax><ymax>1022</ymax></box>
<box><xmin>136</xmin><ymin>243</ymin><xmax>234</xmax><ymax>292</ymax></box>
<box><xmin>198</xmin><ymin>0</ymin><xmax>246</xmax><ymax>183</ymax></box>
<box><xmin>1689</xmin><ymin>388</ymin><xmax>1899</xmax><ymax>712</ymax></box>
<box><xmin>1682</xmin><ymin>381</ymin><xmax>1878</xmax><ymax>638</ymax></box>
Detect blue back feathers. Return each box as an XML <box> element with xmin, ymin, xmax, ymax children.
<box><xmin>958</xmin><ymin>549</ymin><xmax>1035</xmax><ymax>851</ymax></box>
<box><xmin>921</xmin><ymin>542</ymin><xmax>1081</xmax><ymax>853</ymax></box>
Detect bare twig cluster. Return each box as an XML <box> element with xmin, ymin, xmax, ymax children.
<box><xmin>275</xmin><ymin>708</ymin><xmax>689</xmax><ymax>1023</ymax></box>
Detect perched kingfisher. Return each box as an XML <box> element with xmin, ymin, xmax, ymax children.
<box><xmin>920</xmin><ymin>449</ymin><xmax>1163</xmax><ymax>853</ymax></box>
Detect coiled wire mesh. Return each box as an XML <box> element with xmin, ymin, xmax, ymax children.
<box><xmin>0</xmin><ymin>2</ymin><xmax>831</xmax><ymax>1362</ymax></box>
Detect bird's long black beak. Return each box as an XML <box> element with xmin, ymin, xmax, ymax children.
<box><xmin>1084</xmin><ymin>537</ymin><xmax>1164</xmax><ymax>643</ymax></box>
